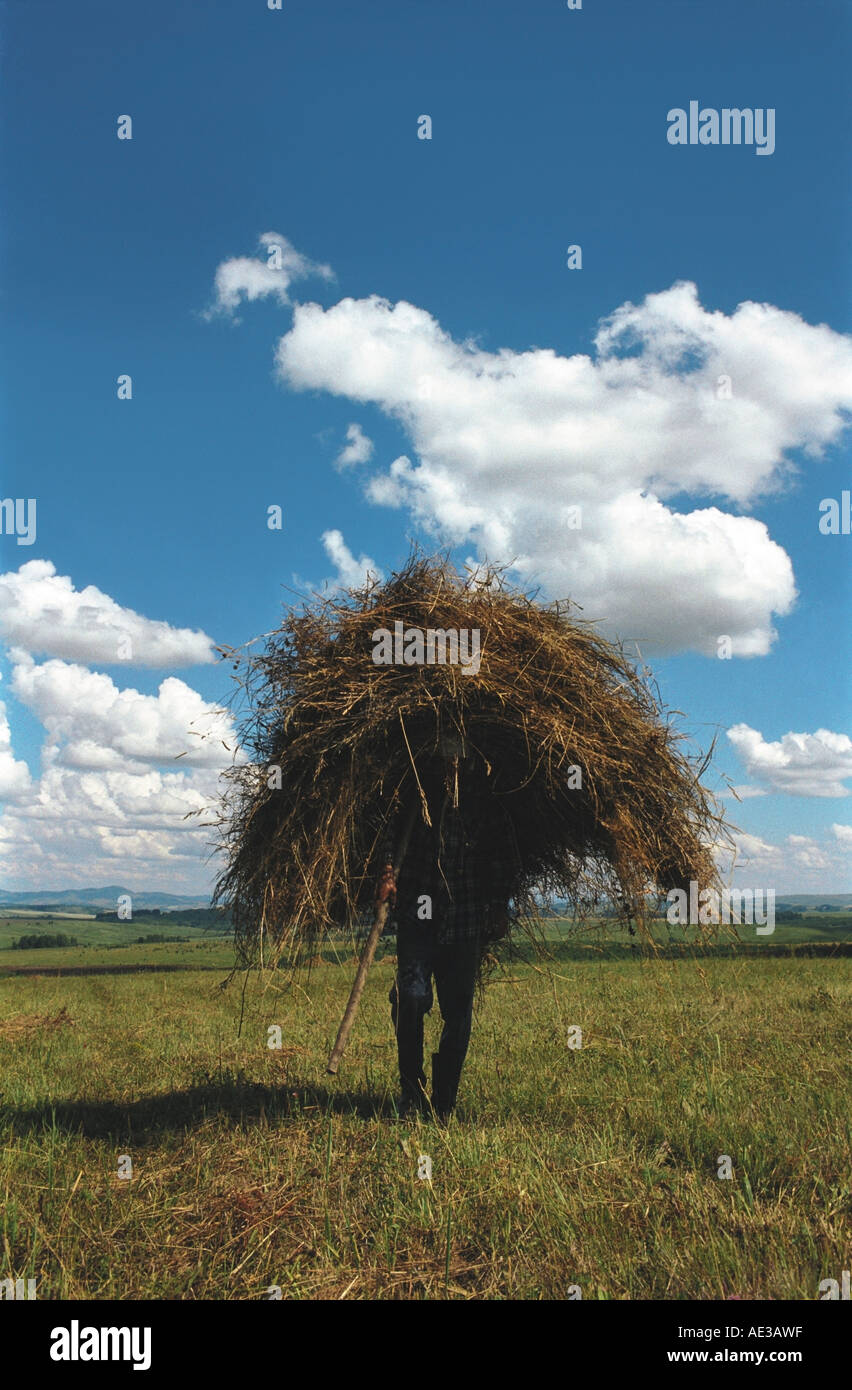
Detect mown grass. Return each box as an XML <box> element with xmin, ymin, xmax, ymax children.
<box><xmin>0</xmin><ymin>941</ymin><xmax>848</xmax><ymax>1300</ymax></box>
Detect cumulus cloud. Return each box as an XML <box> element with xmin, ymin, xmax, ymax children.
<box><xmin>0</xmin><ymin>561</ymin><xmax>216</xmax><ymax>667</ymax></box>
<box><xmin>319</xmin><ymin>529</ymin><xmax>383</xmax><ymax>590</ymax></box>
<box><xmin>722</xmin><ymin>828</ymin><xmax>851</xmax><ymax>891</ymax></box>
<box><xmin>727</xmin><ymin>784</ymin><xmax>767</xmax><ymax>800</ymax></box>
<box><xmin>831</xmin><ymin>823</ymin><xmax>852</xmax><ymax>844</ymax></box>
<box><xmin>0</xmin><ymin>561</ymin><xmax>242</xmax><ymax>889</ymax></box>
<box><xmin>266</xmin><ymin>278</ymin><xmax>852</xmax><ymax>654</ymax></box>
<box><xmin>206</xmin><ymin>231</ymin><xmax>334</xmax><ymax>318</ymax></box>
<box><xmin>0</xmin><ymin>699</ymin><xmax>31</xmax><ymax>800</ymax></box>
<box><xmin>10</xmin><ymin>655</ymin><xmax>238</xmax><ymax>771</ymax></box>
<box><xmin>727</xmin><ymin>724</ymin><xmax>852</xmax><ymax>797</ymax></box>
<box><xmin>0</xmin><ymin>655</ymin><xmax>240</xmax><ymax>890</ymax></box>
<box><xmin>0</xmin><ymin>760</ymin><xmax>224</xmax><ymax>889</ymax></box>
<box><xmin>711</xmin><ymin>827</ymin><xmax>850</xmax><ymax>892</ymax></box>
<box><xmin>336</xmin><ymin>422</ymin><xmax>374</xmax><ymax>468</ymax></box>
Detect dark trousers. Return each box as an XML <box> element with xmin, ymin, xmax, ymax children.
<box><xmin>389</xmin><ymin>924</ymin><xmax>480</xmax><ymax>1110</ymax></box>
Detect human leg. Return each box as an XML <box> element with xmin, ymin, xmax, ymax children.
<box><xmin>389</xmin><ymin>922</ymin><xmax>435</xmax><ymax>1110</ymax></box>
<box><xmin>430</xmin><ymin>941</ymin><xmax>480</xmax><ymax>1118</ymax></box>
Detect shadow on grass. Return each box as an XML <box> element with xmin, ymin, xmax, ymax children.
<box><xmin>0</xmin><ymin>1076</ymin><xmax>403</xmax><ymax>1141</ymax></box>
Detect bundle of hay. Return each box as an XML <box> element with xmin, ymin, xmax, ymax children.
<box><xmin>213</xmin><ymin>555</ymin><xmax>723</xmax><ymax>967</ymax></box>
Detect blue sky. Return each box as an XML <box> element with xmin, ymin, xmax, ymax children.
<box><xmin>1</xmin><ymin>0</ymin><xmax>850</xmax><ymax>893</ymax></box>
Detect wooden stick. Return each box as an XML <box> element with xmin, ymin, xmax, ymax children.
<box><xmin>327</xmin><ymin>802</ymin><xmax>418</xmax><ymax>1075</ymax></box>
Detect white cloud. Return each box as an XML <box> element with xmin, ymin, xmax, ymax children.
<box><xmin>0</xmin><ymin>562</ymin><xmax>243</xmax><ymax>890</ymax></box>
<box><xmin>727</xmin><ymin>783</ymin><xmax>767</xmax><ymax>800</ymax></box>
<box><xmin>0</xmin><ymin>561</ymin><xmax>215</xmax><ymax>667</ymax></box>
<box><xmin>0</xmin><ymin>667</ymin><xmax>238</xmax><ymax>889</ymax></box>
<box><xmin>831</xmin><ymin>823</ymin><xmax>852</xmax><ymax>845</ymax></box>
<box><xmin>0</xmin><ymin>699</ymin><xmax>31</xmax><ymax>800</ymax></box>
<box><xmin>0</xmin><ymin>760</ymin><xmax>224</xmax><ymax>890</ymax></box>
<box><xmin>266</xmin><ymin>278</ymin><xmax>852</xmax><ymax>655</ymax></box>
<box><xmin>207</xmin><ymin>231</ymin><xmax>333</xmax><ymax>318</ymax></box>
<box><xmin>336</xmin><ymin>422</ymin><xmax>374</xmax><ymax>468</ymax></box>
<box><xmin>319</xmin><ymin>529</ymin><xmax>383</xmax><ymax>590</ymax></box>
<box><xmin>715</xmin><ymin>829</ymin><xmax>849</xmax><ymax>892</ymax></box>
<box><xmin>727</xmin><ymin>724</ymin><xmax>852</xmax><ymax>797</ymax></box>
<box><xmin>10</xmin><ymin>656</ymin><xmax>237</xmax><ymax>771</ymax></box>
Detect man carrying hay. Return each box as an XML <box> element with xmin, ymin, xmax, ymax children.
<box><xmin>376</xmin><ymin>730</ymin><xmax>515</xmax><ymax>1120</ymax></box>
<box><xmin>215</xmin><ymin>554</ymin><xmax>723</xmax><ymax>1123</ymax></box>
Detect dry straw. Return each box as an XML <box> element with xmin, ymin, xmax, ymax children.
<box><xmin>0</xmin><ymin>1006</ymin><xmax>75</xmax><ymax>1039</ymax></box>
<box><xmin>213</xmin><ymin>554</ymin><xmax>725</xmax><ymax>968</ymax></box>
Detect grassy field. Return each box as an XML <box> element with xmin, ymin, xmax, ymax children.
<box><xmin>3</xmin><ymin>922</ymin><xmax>845</xmax><ymax>1301</ymax></box>
<box><xmin>0</xmin><ymin>927</ymin><xmax>849</xmax><ymax>1300</ymax></box>
<box><xmin>0</xmin><ymin>914</ymin><xmax>225</xmax><ymax>951</ymax></box>
<box><xmin>1</xmin><ymin>908</ymin><xmax>847</xmax><ymax>960</ymax></box>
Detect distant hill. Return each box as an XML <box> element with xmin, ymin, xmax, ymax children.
<box><xmin>549</xmin><ymin>892</ymin><xmax>852</xmax><ymax>917</ymax></box>
<box><xmin>0</xmin><ymin>886</ymin><xmax>211</xmax><ymax>912</ymax></box>
<box><xmin>2</xmin><ymin>886</ymin><xmax>849</xmax><ymax>915</ymax></box>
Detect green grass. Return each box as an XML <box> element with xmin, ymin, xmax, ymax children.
<box><xmin>0</xmin><ymin>935</ymin><xmax>849</xmax><ymax>1300</ymax></box>
<box><xmin>538</xmin><ymin>913</ymin><xmax>852</xmax><ymax>946</ymax></box>
<box><xmin>0</xmin><ymin>914</ymin><xmax>229</xmax><ymax>952</ymax></box>
<box><xmin>1</xmin><ymin>910</ymin><xmax>846</xmax><ymax>966</ymax></box>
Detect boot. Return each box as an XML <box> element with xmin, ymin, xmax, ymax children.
<box><xmin>431</xmin><ymin>1050</ymin><xmax>463</xmax><ymax>1121</ymax></box>
<box><xmin>398</xmin><ymin>1072</ymin><xmax>429</xmax><ymax>1119</ymax></box>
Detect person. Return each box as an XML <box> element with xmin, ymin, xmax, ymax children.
<box><xmin>375</xmin><ymin>731</ymin><xmax>515</xmax><ymax>1120</ymax></box>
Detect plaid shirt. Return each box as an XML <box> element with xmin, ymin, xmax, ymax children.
<box><xmin>381</xmin><ymin>765</ymin><xmax>515</xmax><ymax>946</ymax></box>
